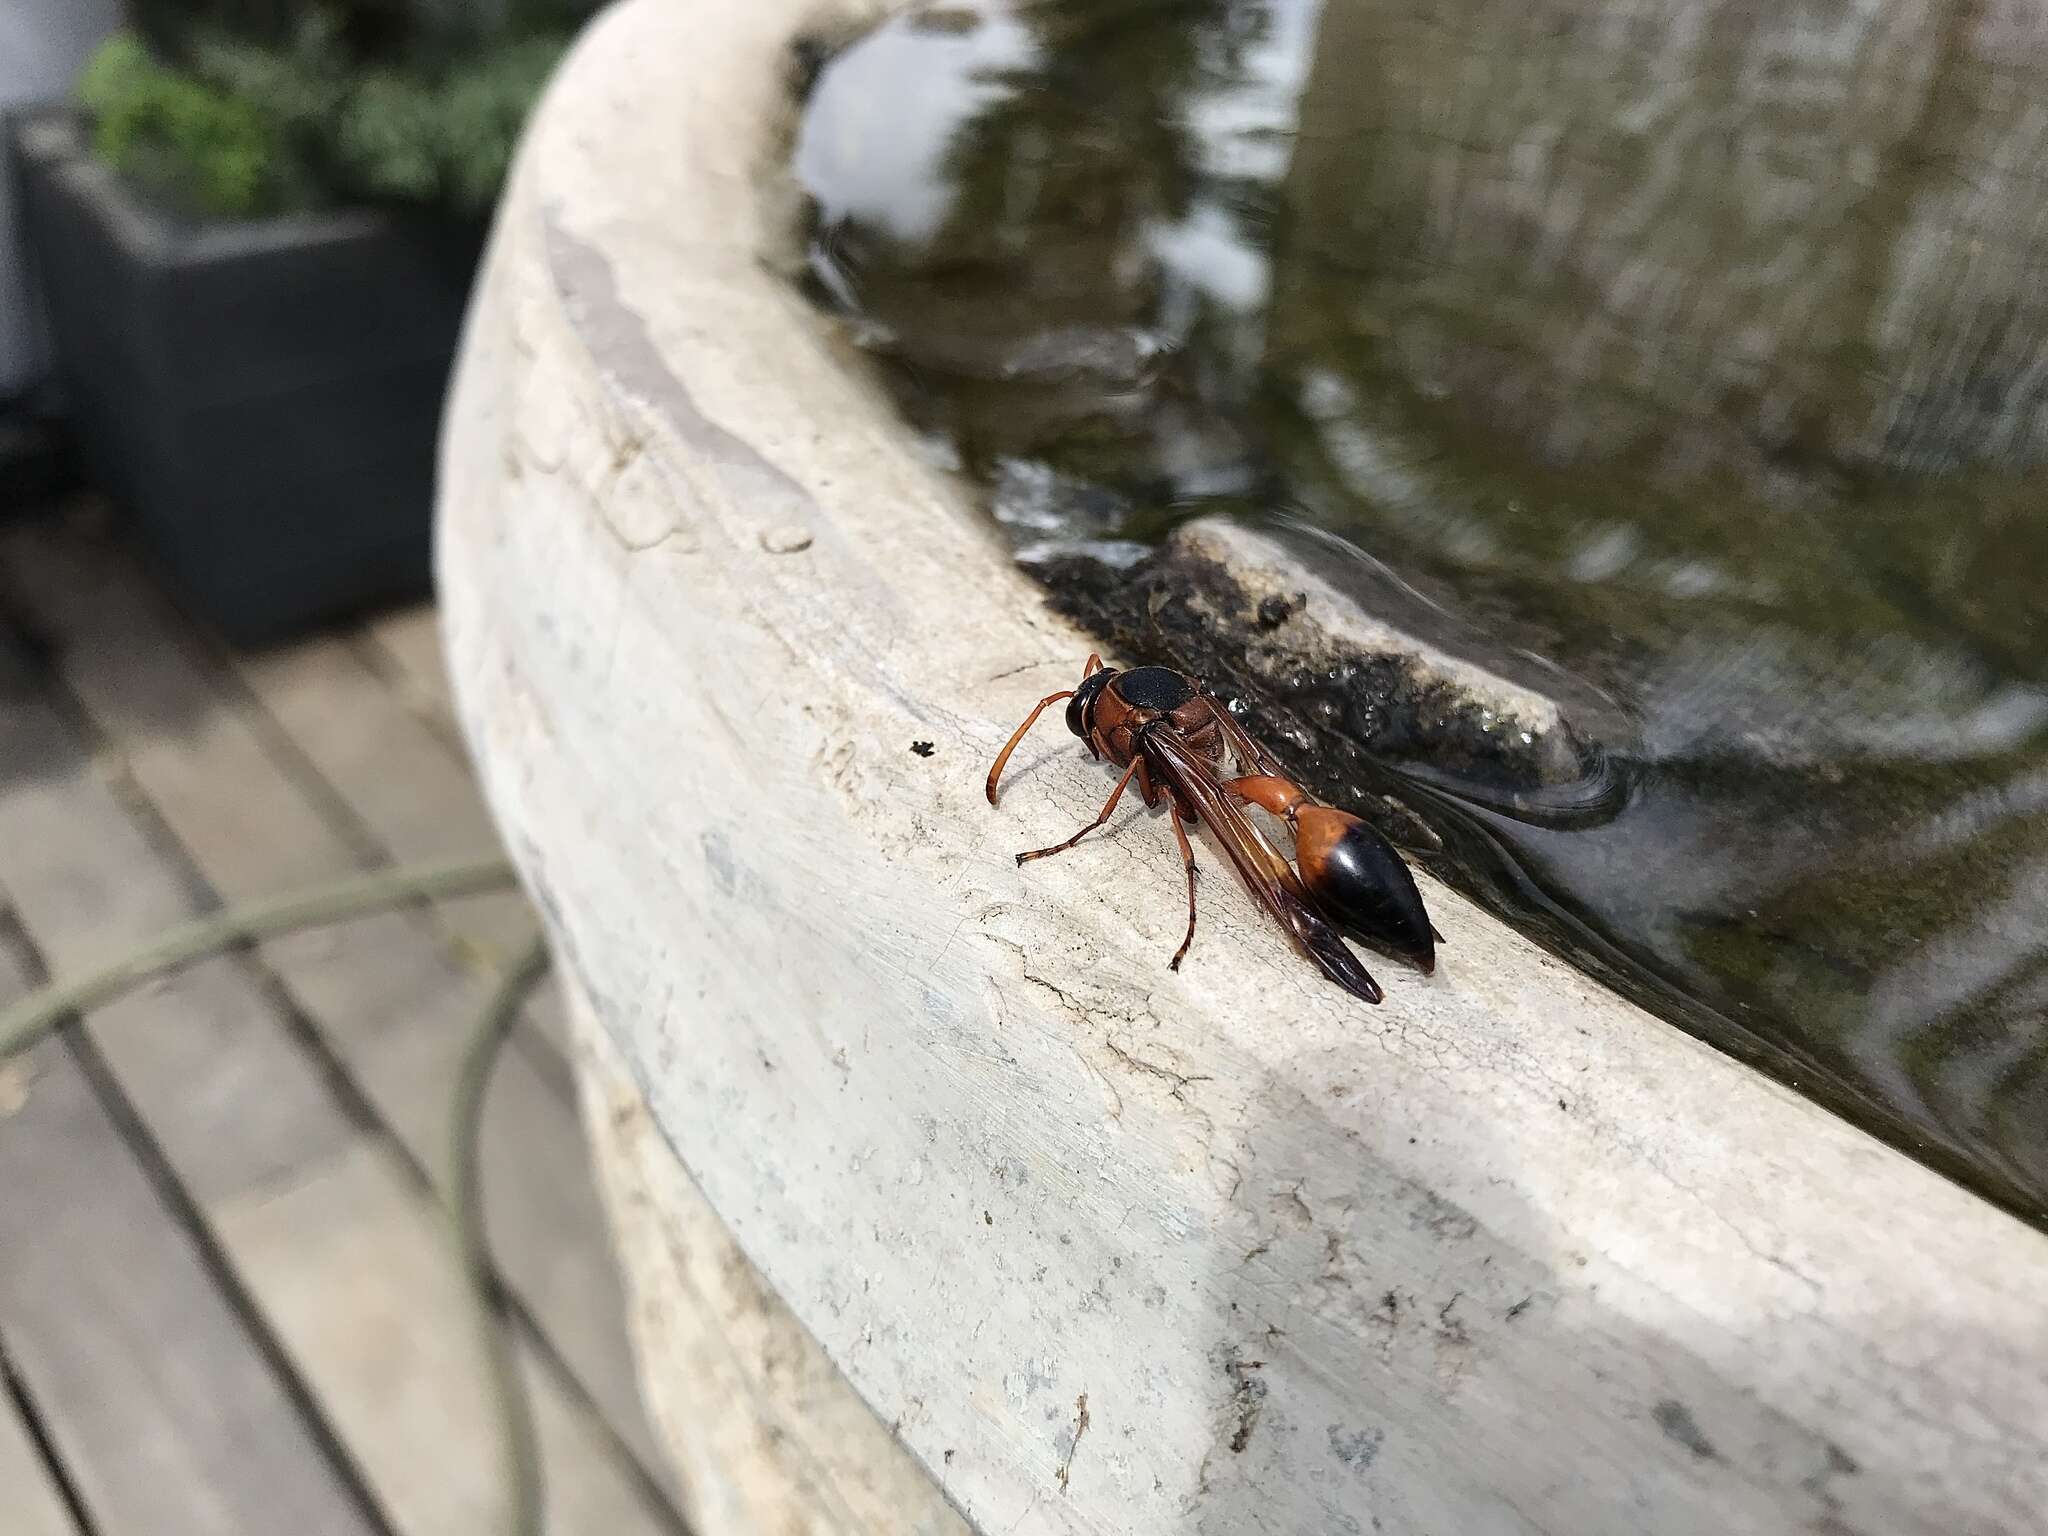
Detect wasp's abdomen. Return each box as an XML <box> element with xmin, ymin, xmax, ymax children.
<box><xmin>1295</xmin><ymin>808</ymin><xmax>1436</xmax><ymax>973</ymax></box>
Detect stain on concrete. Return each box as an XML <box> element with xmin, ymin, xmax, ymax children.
<box><xmin>1328</xmin><ymin>1424</ymin><xmax>1384</xmax><ymax>1474</ymax></box>
<box><xmin>1653</xmin><ymin>1399</ymin><xmax>1720</xmax><ymax>1461</ymax></box>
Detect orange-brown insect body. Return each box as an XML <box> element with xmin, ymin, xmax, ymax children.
<box><xmin>1086</xmin><ymin>666</ymin><xmax>1215</xmax><ymax>789</ymax></box>
<box><xmin>986</xmin><ymin>655</ymin><xmax>1439</xmax><ymax>1005</ymax></box>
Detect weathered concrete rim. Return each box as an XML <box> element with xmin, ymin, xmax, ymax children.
<box><xmin>435</xmin><ymin>1</ymin><xmax>2048</xmax><ymax>1532</ymax></box>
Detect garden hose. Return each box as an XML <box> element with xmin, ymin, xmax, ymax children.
<box><xmin>0</xmin><ymin>854</ymin><xmax>555</xmax><ymax>1536</ymax></box>
<box><xmin>451</xmin><ymin>932</ymin><xmax>553</xmax><ymax>1536</ymax></box>
<box><xmin>0</xmin><ymin>855</ymin><xmax>519</xmax><ymax>1059</ymax></box>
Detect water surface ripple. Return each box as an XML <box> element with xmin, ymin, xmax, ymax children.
<box><xmin>794</xmin><ymin>0</ymin><xmax>2048</xmax><ymax>1224</ymax></box>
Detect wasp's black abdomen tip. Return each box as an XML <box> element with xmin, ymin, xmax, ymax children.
<box><xmin>1298</xmin><ymin>810</ymin><xmax>1436</xmax><ymax>973</ymax></box>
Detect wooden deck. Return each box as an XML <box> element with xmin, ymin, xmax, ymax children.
<box><xmin>0</xmin><ymin>508</ymin><xmax>687</xmax><ymax>1536</ymax></box>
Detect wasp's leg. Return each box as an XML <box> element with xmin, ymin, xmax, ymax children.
<box><xmin>1016</xmin><ymin>754</ymin><xmax>1143</xmax><ymax>864</ymax></box>
<box><xmin>1167</xmin><ymin>804</ymin><xmax>1199</xmax><ymax>971</ymax></box>
<box><xmin>1134</xmin><ymin>756</ymin><xmax>1161</xmax><ymax>806</ymax></box>
<box><xmin>985</xmin><ymin>655</ymin><xmax>1109</xmax><ymax>803</ymax></box>
<box><xmin>1130</xmin><ymin>757</ymin><xmax>1200</xmax><ymax>968</ymax></box>
<box><xmin>986</xmin><ymin>687</ymin><xmax>1076</xmax><ymax>805</ymax></box>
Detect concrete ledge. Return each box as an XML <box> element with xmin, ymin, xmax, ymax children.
<box><xmin>436</xmin><ymin>1</ymin><xmax>2048</xmax><ymax>1531</ymax></box>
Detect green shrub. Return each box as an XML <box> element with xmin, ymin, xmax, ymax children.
<box><xmin>338</xmin><ymin>37</ymin><xmax>569</xmax><ymax>213</ymax></box>
<box><xmin>125</xmin><ymin>1</ymin><xmax>588</xmax><ymax>63</ymax></box>
<box><xmin>78</xmin><ymin>31</ymin><xmax>285</xmax><ymax>217</ymax></box>
<box><xmin>78</xmin><ymin>5</ymin><xmax>589</xmax><ymax>221</ymax></box>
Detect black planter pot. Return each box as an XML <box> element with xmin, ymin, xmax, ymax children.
<box><xmin>9</xmin><ymin>111</ymin><xmax>481</xmax><ymax>643</ymax></box>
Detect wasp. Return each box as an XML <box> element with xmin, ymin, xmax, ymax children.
<box><xmin>985</xmin><ymin>654</ymin><xmax>1439</xmax><ymax>1004</ymax></box>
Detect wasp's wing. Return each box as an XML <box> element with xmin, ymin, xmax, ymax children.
<box><xmin>1204</xmin><ymin>696</ymin><xmax>1449</xmax><ymax>950</ymax></box>
<box><xmin>1144</xmin><ymin>728</ymin><xmax>1384</xmax><ymax>1005</ymax></box>
<box><xmin>1197</xmin><ymin>695</ymin><xmax>1293</xmax><ymax>781</ymax></box>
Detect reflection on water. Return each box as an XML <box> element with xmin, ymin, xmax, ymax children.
<box><xmin>793</xmin><ymin>0</ymin><xmax>2048</xmax><ymax>1223</ymax></box>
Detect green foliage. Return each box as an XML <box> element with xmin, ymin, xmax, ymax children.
<box><xmin>338</xmin><ymin>38</ymin><xmax>568</xmax><ymax>214</ymax></box>
<box><xmin>126</xmin><ymin>1</ymin><xmax>597</xmax><ymax>62</ymax></box>
<box><xmin>78</xmin><ymin>31</ymin><xmax>284</xmax><ymax>217</ymax></box>
<box><xmin>337</xmin><ymin>71</ymin><xmax>444</xmax><ymax>203</ymax></box>
<box><xmin>77</xmin><ymin>4</ymin><xmax>590</xmax><ymax>221</ymax></box>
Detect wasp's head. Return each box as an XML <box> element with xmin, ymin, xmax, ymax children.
<box><xmin>1065</xmin><ymin>667</ymin><xmax>1116</xmax><ymax>738</ymax></box>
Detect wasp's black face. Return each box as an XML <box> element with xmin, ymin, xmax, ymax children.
<box><xmin>1066</xmin><ymin>667</ymin><xmax>1115</xmax><ymax>737</ymax></box>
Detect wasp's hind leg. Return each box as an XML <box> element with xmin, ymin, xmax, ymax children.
<box><xmin>1133</xmin><ymin>758</ymin><xmax>1200</xmax><ymax>971</ymax></box>
<box><xmin>1166</xmin><ymin>805</ymin><xmax>1199</xmax><ymax>971</ymax></box>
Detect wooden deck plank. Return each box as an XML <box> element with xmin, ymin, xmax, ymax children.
<box><xmin>0</xmin><ymin>521</ymin><xmax>670</xmax><ymax>1493</ymax></box>
<box><xmin>265</xmin><ymin>912</ymin><xmax>658</xmax><ymax>1449</ymax></box>
<box><xmin>8</xmin><ymin>523</ymin><xmax>551</xmax><ymax>1037</ymax></box>
<box><xmin>232</xmin><ymin>630</ymin><xmax>578</xmax><ymax>1074</ymax></box>
<box><xmin>358</xmin><ymin>605</ymin><xmax>461</xmax><ymax>733</ymax></box>
<box><xmin>213</xmin><ymin>1141</ymin><xmax>671</xmax><ymax>1536</ymax></box>
<box><xmin>0</xmin><ymin>1371</ymin><xmax>83</xmax><ymax>1536</ymax></box>
<box><xmin>0</xmin><ymin>641</ymin><xmax>678</xmax><ymax>1536</ymax></box>
<box><xmin>235</xmin><ymin>633</ymin><xmax>533</xmax><ymax>965</ymax></box>
<box><xmin>0</xmin><ymin>663</ymin><xmax>364</xmax><ymax>1208</ymax></box>
<box><xmin>0</xmin><ymin>927</ymin><xmax>380</xmax><ymax>1536</ymax></box>
<box><xmin>252</xmin><ymin>607</ymin><xmax>573</xmax><ymax>1063</ymax></box>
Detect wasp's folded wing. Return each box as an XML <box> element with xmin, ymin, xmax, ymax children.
<box><xmin>1144</xmin><ymin>728</ymin><xmax>1384</xmax><ymax>1005</ymax></box>
<box><xmin>1203</xmin><ymin>695</ymin><xmax>1297</xmax><ymax>782</ymax></box>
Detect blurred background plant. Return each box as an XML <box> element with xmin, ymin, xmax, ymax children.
<box><xmin>78</xmin><ymin>0</ymin><xmax>600</xmax><ymax>220</ymax></box>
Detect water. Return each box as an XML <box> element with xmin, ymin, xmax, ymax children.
<box><xmin>791</xmin><ymin>0</ymin><xmax>2048</xmax><ymax>1224</ymax></box>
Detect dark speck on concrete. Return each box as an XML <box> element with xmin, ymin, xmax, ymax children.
<box><xmin>910</xmin><ymin>739</ymin><xmax>936</xmax><ymax>756</ymax></box>
<box><xmin>702</xmin><ymin>828</ymin><xmax>737</xmax><ymax>896</ymax></box>
<box><xmin>1408</xmin><ymin>1189</ymin><xmax>1479</xmax><ymax>1241</ymax></box>
<box><xmin>1802</xmin><ymin>1440</ymin><xmax>1862</xmax><ymax>1507</ymax></box>
<box><xmin>1653</xmin><ymin>1399</ymin><xmax>1720</xmax><ymax>1461</ymax></box>
<box><xmin>1328</xmin><ymin>1424</ymin><xmax>1384</xmax><ymax>1473</ymax></box>
<box><xmin>1226</xmin><ymin>1359</ymin><xmax>1266</xmax><ymax>1453</ymax></box>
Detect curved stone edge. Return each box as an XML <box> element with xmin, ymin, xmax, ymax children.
<box><xmin>1033</xmin><ymin>515</ymin><xmax>1595</xmax><ymax>812</ymax></box>
<box><xmin>435</xmin><ymin>2</ymin><xmax>2048</xmax><ymax>1533</ymax></box>
<box><xmin>1158</xmin><ymin>519</ymin><xmax>1565</xmax><ymax>746</ymax></box>
<box><xmin>568</xmin><ymin>972</ymin><xmax>970</xmax><ymax>1536</ymax></box>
